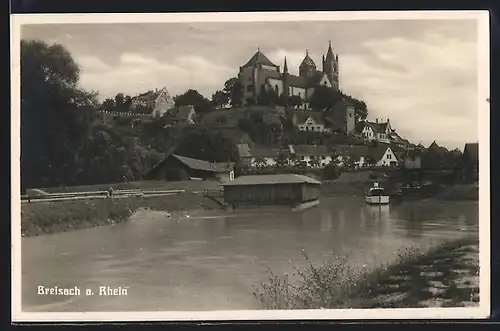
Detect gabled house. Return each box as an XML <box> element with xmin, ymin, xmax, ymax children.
<box><xmin>333</xmin><ymin>145</ymin><xmax>371</xmax><ymax>169</ymax></box>
<box><xmin>369</xmin><ymin>143</ymin><xmax>399</xmax><ymax>167</ymax></box>
<box><xmin>164</xmin><ymin>105</ymin><xmax>197</xmax><ymax>125</ymax></box>
<box><xmin>463</xmin><ymin>142</ymin><xmax>478</xmax><ymax>182</ymax></box>
<box><xmin>294</xmin><ymin>111</ymin><xmax>330</xmax><ymax>133</ymax></box>
<box><xmin>289</xmin><ymin>144</ymin><xmax>333</xmax><ymax>168</ymax></box>
<box><xmin>361</xmin><ymin>118</ymin><xmax>392</xmax><ymax>143</ymax></box>
<box><xmin>421</xmin><ymin>141</ymin><xmax>450</xmax><ymax>170</ymax></box>
<box><xmin>130</xmin><ymin>87</ymin><xmax>175</xmax><ymax>119</ymax></box>
<box><xmin>239</xmin><ymin>146</ymin><xmax>280</xmax><ymax>168</ymax></box>
<box><xmin>143</xmin><ymin>154</ymin><xmax>233</xmax><ymax>182</ymax></box>
<box><xmin>402</xmin><ymin>148</ymin><xmax>424</xmax><ymax>170</ymax></box>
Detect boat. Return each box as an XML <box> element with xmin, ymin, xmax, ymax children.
<box><xmin>365</xmin><ymin>182</ymin><xmax>390</xmax><ymax>205</ymax></box>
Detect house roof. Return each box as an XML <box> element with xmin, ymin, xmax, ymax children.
<box><xmin>172</xmin><ymin>154</ymin><xmax>217</xmax><ymax>172</ymax></box>
<box><xmin>464</xmin><ymin>143</ymin><xmax>478</xmax><ymax>161</ymax></box>
<box><xmin>333</xmin><ymin>145</ymin><xmax>370</xmax><ymax>160</ymax></box>
<box><xmin>242</xmin><ymin>50</ymin><xmax>277</xmax><ymax>68</ymax></box>
<box><xmin>167</xmin><ymin>105</ymin><xmax>195</xmax><ymax>120</ymax></box>
<box><xmin>236</xmin><ymin>143</ymin><xmax>252</xmax><ymax>158</ymax></box>
<box><xmin>290</xmin><ymin>144</ymin><xmax>330</xmax><ymax>156</ymax></box>
<box><xmin>222</xmin><ymin>174</ymin><xmax>321</xmax><ymax>186</ymax></box>
<box><xmin>249</xmin><ymin>146</ymin><xmax>279</xmax><ymax>158</ymax></box>
<box><xmin>261</xmin><ymin>69</ymin><xmax>282</xmax><ymax>80</ymax></box>
<box><xmin>212</xmin><ymin>162</ymin><xmax>235</xmax><ymax>172</ymax></box>
<box><xmin>364</xmin><ymin>121</ymin><xmax>390</xmax><ymax>134</ymax></box>
<box><xmin>133</xmin><ymin>88</ymin><xmax>168</xmax><ymax>103</ymax></box>
<box><xmin>295</xmin><ymin>111</ymin><xmax>324</xmax><ymax>125</ymax></box>
<box><xmin>369</xmin><ymin>144</ymin><xmax>392</xmax><ymax>162</ymax></box>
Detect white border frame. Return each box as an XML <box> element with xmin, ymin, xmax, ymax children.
<box><xmin>11</xmin><ymin>11</ymin><xmax>491</xmax><ymax>322</ymax></box>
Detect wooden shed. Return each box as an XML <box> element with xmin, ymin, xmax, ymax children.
<box><xmin>222</xmin><ymin>174</ymin><xmax>321</xmax><ymax>207</ymax></box>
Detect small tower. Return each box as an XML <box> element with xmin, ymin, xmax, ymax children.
<box><xmin>299</xmin><ymin>49</ymin><xmax>317</xmax><ymax>78</ymax></box>
<box><xmin>283</xmin><ymin>56</ymin><xmax>290</xmax><ymax>97</ymax></box>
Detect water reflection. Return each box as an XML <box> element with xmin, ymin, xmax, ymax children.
<box><xmin>22</xmin><ymin>197</ymin><xmax>479</xmax><ymax>312</ymax></box>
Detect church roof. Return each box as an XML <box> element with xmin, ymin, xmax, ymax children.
<box><xmin>242</xmin><ymin>50</ymin><xmax>277</xmax><ymax>68</ymax></box>
<box><xmin>300</xmin><ymin>51</ymin><xmax>317</xmax><ymax>68</ymax></box>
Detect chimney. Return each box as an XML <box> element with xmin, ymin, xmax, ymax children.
<box><xmin>376</xmin><ymin>118</ymin><xmax>378</xmax><ymax>123</ymax></box>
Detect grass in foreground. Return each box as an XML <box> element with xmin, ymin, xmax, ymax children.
<box><xmin>21</xmin><ymin>193</ymin><xmax>222</xmax><ymax>237</ymax></box>
<box><xmin>253</xmin><ymin>236</ymin><xmax>479</xmax><ymax>309</ymax></box>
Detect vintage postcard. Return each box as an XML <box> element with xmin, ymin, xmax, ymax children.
<box><xmin>11</xmin><ymin>11</ymin><xmax>490</xmax><ymax>322</ymax></box>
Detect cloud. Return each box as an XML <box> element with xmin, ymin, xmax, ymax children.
<box><xmin>338</xmin><ymin>31</ymin><xmax>477</xmax><ymax>149</ymax></box>
<box><xmin>78</xmin><ymin>53</ymin><xmax>234</xmax><ymax>99</ymax></box>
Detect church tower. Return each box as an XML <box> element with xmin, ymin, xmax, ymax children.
<box><xmin>322</xmin><ymin>41</ymin><xmax>339</xmax><ymax>90</ymax></box>
<box><xmin>283</xmin><ymin>56</ymin><xmax>290</xmax><ymax>97</ymax></box>
<box><xmin>299</xmin><ymin>50</ymin><xmax>317</xmax><ymax>78</ymax></box>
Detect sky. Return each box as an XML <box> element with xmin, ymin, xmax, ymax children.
<box><xmin>20</xmin><ymin>18</ymin><xmax>481</xmax><ymax>150</ymax></box>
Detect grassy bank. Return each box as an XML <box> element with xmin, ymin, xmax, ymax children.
<box><xmin>21</xmin><ymin>192</ymin><xmax>223</xmax><ymax>237</ymax></box>
<box><xmin>35</xmin><ymin>180</ymin><xmax>221</xmax><ymax>194</ymax></box>
<box><xmin>253</xmin><ymin>236</ymin><xmax>479</xmax><ymax>309</ymax></box>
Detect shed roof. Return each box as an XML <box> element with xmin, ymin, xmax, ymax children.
<box><xmin>223</xmin><ymin>174</ymin><xmax>321</xmax><ymax>186</ymax></box>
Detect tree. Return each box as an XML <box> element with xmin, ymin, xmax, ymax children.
<box><xmin>175</xmin><ymin>127</ymin><xmax>239</xmax><ymax>163</ymax></box>
<box><xmin>211</xmin><ymin>90</ymin><xmax>229</xmax><ymax>108</ymax></box>
<box><xmin>256</xmin><ymin>85</ymin><xmax>278</xmax><ymax>106</ymax></box>
<box><xmin>309</xmin><ymin>85</ymin><xmax>342</xmax><ymax>111</ymax></box>
<box><xmin>21</xmin><ymin>40</ymin><xmax>98</xmax><ymax>189</ymax></box>
<box><xmin>274</xmin><ymin>152</ymin><xmax>289</xmax><ymax>169</ymax></box>
<box><xmin>253</xmin><ymin>157</ymin><xmax>268</xmax><ymax>169</ymax></box>
<box><xmin>101</xmin><ymin>98</ymin><xmax>116</xmax><ymax>112</ymax></box>
<box><xmin>309</xmin><ymin>156</ymin><xmax>321</xmax><ymax>168</ymax></box>
<box><xmin>323</xmin><ymin>163</ymin><xmax>341</xmax><ymax>180</ymax></box>
<box><xmin>342</xmin><ymin>93</ymin><xmax>368</xmax><ymax>121</ymax></box>
<box><xmin>223</xmin><ymin>77</ymin><xmax>244</xmax><ymax>107</ymax></box>
<box><xmin>289</xmin><ymin>95</ymin><xmax>303</xmax><ymax>108</ymax></box>
<box><xmin>173</xmin><ymin>89</ymin><xmax>212</xmax><ymax>115</ymax></box>
<box><xmin>237</xmin><ymin>117</ymin><xmax>257</xmax><ymax>141</ymax></box>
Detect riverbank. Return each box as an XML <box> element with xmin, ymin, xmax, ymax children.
<box><xmin>253</xmin><ymin>236</ymin><xmax>479</xmax><ymax>309</ymax></box>
<box><xmin>21</xmin><ymin>192</ymin><xmax>224</xmax><ymax>237</ymax></box>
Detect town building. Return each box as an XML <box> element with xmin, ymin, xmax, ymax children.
<box><xmin>369</xmin><ymin>143</ymin><xmax>399</xmax><ymax>167</ymax></box>
<box><xmin>293</xmin><ymin>111</ymin><xmax>330</xmax><ymax>133</ymax></box>
<box><xmin>289</xmin><ymin>144</ymin><xmax>333</xmax><ymax>168</ymax></box>
<box><xmin>143</xmin><ymin>154</ymin><xmax>233</xmax><ymax>182</ymax></box>
<box><xmin>222</xmin><ymin>174</ymin><xmax>321</xmax><ymax>208</ymax></box>
<box><xmin>130</xmin><ymin>87</ymin><xmax>175</xmax><ymax>119</ymax></box>
<box><xmin>238</xmin><ymin>41</ymin><xmax>340</xmax><ymax>106</ymax></box>
<box><xmin>361</xmin><ymin>118</ymin><xmax>393</xmax><ymax>143</ymax></box>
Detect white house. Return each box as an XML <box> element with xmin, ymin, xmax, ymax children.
<box><xmin>289</xmin><ymin>144</ymin><xmax>333</xmax><ymax>168</ymax></box>
<box><xmin>370</xmin><ymin>143</ymin><xmax>399</xmax><ymax>167</ymax></box>
<box><xmin>294</xmin><ymin>111</ymin><xmax>331</xmax><ymax>133</ymax></box>
<box><xmin>246</xmin><ymin>147</ymin><xmax>279</xmax><ymax>168</ymax></box>
<box><xmin>361</xmin><ymin>118</ymin><xmax>392</xmax><ymax>144</ymax></box>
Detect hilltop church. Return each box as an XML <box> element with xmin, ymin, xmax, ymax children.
<box><xmin>238</xmin><ymin>41</ymin><xmax>340</xmax><ymax>106</ymax></box>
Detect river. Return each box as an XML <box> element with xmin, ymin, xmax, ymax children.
<box><xmin>21</xmin><ymin>196</ymin><xmax>479</xmax><ymax>312</ymax></box>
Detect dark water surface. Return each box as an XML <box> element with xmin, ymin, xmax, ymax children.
<box><xmin>21</xmin><ymin>196</ymin><xmax>479</xmax><ymax>311</ymax></box>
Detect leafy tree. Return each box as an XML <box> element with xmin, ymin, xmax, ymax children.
<box><xmin>253</xmin><ymin>157</ymin><xmax>268</xmax><ymax>169</ymax></box>
<box><xmin>274</xmin><ymin>151</ymin><xmax>289</xmax><ymax>169</ymax></box>
<box><xmin>211</xmin><ymin>90</ymin><xmax>229</xmax><ymax>108</ymax></box>
<box><xmin>323</xmin><ymin>163</ymin><xmax>341</xmax><ymax>180</ymax></box>
<box><xmin>175</xmin><ymin>127</ymin><xmax>239</xmax><ymax>162</ymax></box>
<box><xmin>101</xmin><ymin>98</ymin><xmax>116</xmax><ymax>112</ymax></box>
<box><xmin>256</xmin><ymin>85</ymin><xmax>278</xmax><ymax>106</ymax></box>
<box><xmin>289</xmin><ymin>95</ymin><xmax>303</xmax><ymax>108</ymax></box>
<box><xmin>309</xmin><ymin>156</ymin><xmax>321</xmax><ymax>168</ymax></box>
<box><xmin>309</xmin><ymin>85</ymin><xmax>342</xmax><ymax>111</ymax></box>
<box><xmin>173</xmin><ymin>89</ymin><xmax>212</xmax><ymax>115</ymax></box>
<box><xmin>21</xmin><ymin>40</ymin><xmax>98</xmax><ymax>189</ymax></box>
<box><xmin>237</xmin><ymin>117</ymin><xmax>257</xmax><ymax>141</ymax></box>
<box><xmin>223</xmin><ymin>77</ymin><xmax>244</xmax><ymax>107</ymax></box>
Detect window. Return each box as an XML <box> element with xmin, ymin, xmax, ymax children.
<box><xmin>275</xmin><ymin>85</ymin><xmax>279</xmax><ymax>94</ymax></box>
<box><xmin>249</xmin><ymin>77</ymin><xmax>252</xmax><ymax>81</ymax></box>
<box><xmin>301</xmin><ymin>156</ymin><xmax>305</xmax><ymax>160</ymax></box>
<box><xmin>317</xmin><ymin>126</ymin><xmax>321</xmax><ymax>131</ymax></box>
<box><xmin>246</xmin><ymin>85</ymin><xmax>252</xmax><ymax>92</ymax></box>
<box><xmin>321</xmin><ymin>156</ymin><xmax>326</xmax><ymax>160</ymax></box>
